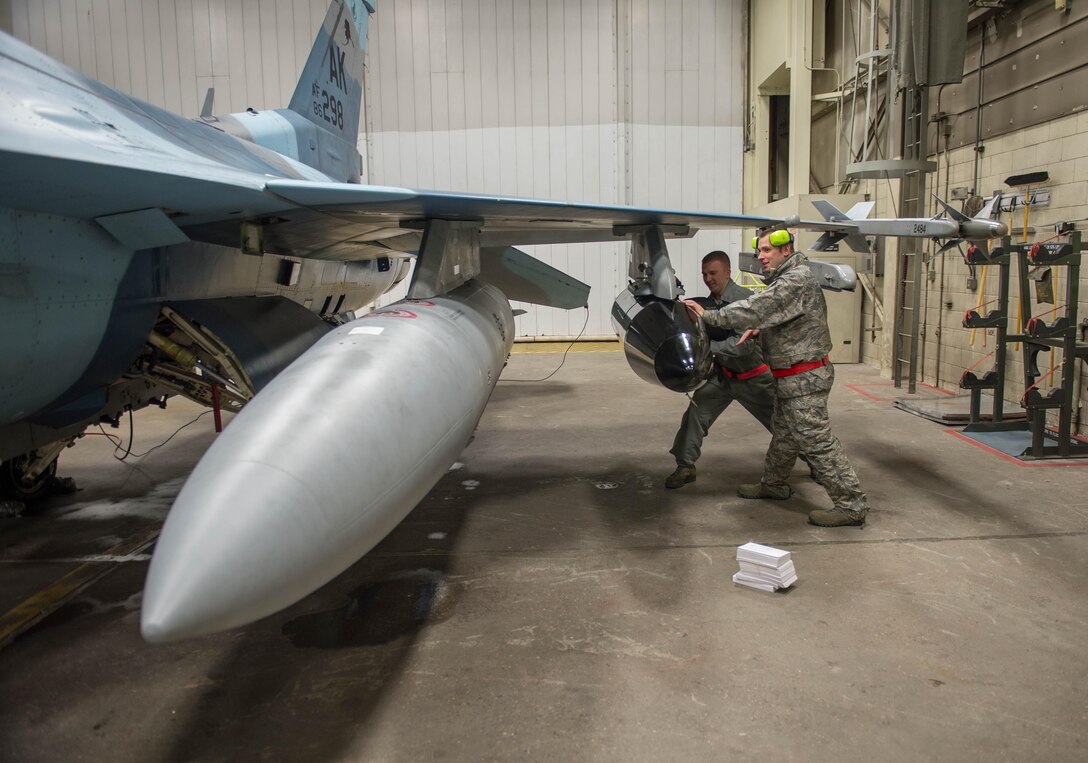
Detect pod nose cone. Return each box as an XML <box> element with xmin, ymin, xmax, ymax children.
<box><xmin>141</xmin><ymin>460</ymin><xmax>323</xmax><ymax>643</ymax></box>
<box><xmin>654</xmin><ymin>333</ymin><xmax>711</xmax><ymax>392</ymax></box>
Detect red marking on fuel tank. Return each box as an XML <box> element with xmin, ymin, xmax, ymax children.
<box><xmin>364</xmin><ymin>309</ymin><xmax>418</xmax><ymax>319</ymax></box>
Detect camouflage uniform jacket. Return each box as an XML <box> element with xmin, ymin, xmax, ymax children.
<box><xmin>700</xmin><ymin>253</ymin><xmax>833</xmax><ymax>399</ymax></box>
<box><xmin>699</xmin><ymin>280</ymin><xmax>769</xmax><ymax>376</ymax></box>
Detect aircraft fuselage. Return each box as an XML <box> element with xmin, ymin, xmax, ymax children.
<box><xmin>0</xmin><ymin>29</ymin><xmax>408</xmax><ymax>464</ymax></box>
<box><xmin>0</xmin><ymin>207</ymin><xmax>407</xmax><ymax>462</ymax></box>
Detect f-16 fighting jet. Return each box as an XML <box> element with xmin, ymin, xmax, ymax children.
<box><xmin>0</xmin><ymin>0</ymin><xmax>1006</xmax><ymax>642</ymax></box>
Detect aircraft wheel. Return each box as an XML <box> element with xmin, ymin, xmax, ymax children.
<box><xmin>0</xmin><ymin>455</ymin><xmax>59</xmax><ymax>504</ymax></box>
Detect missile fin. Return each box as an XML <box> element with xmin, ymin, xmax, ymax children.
<box><xmin>844</xmin><ymin>201</ymin><xmax>875</xmax><ymax>220</ymax></box>
<box><xmin>810</xmin><ymin>231</ymin><xmax>845</xmax><ymax>251</ymax></box>
<box><xmin>810</xmin><ymin>199</ymin><xmax>848</xmax><ymax>222</ymax></box>
<box><xmin>933</xmin><ymin>195</ymin><xmax>970</xmax><ymax>223</ymax></box>
<box><xmin>976</xmin><ymin>192</ymin><xmax>1002</xmax><ymax>221</ymax></box>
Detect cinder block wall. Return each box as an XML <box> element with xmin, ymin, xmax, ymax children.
<box><xmin>860</xmin><ymin>111</ymin><xmax>1088</xmax><ymax>435</ymax></box>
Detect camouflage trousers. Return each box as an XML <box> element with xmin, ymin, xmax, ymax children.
<box><xmin>762</xmin><ymin>389</ymin><xmax>867</xmax><ymax>511</ymax></box>
<box><xmin>670</xmin><ymin>372</ymin><xmax>775</xmax><ymax>467</ymax></box>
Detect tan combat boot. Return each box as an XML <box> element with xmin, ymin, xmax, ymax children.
<box><xmin>665</xmin><ymin>465</ymin><xmax>696</xmax><ymax>489</ymax></box>
<box><xmin>736</xmin><ymin>482</ymin><xmax>792</xmax><ymax>500</ymax></box>
<box><xmin>808</xmin><ymin>504</ymin><xmax>868</xmax><ymax>527</ymax></box>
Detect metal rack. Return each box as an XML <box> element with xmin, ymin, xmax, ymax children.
<box><xmin>962</xmin><ymin>234</ymin><xmax>1088</xmax><ymax>459</ymax></box>
<box><xmin>959</xmin><ymin>244</ymin><xmax>1012</xmax><ymax>427</ymax></box>
<box><xmin>1007</xmin><ymin>233</ymin><xmax>1088</xmax><ymax>459</ymax></box>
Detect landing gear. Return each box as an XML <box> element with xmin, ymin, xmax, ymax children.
<box><xmin>1</xmin><ymin>454</ymin><xmax>58</xmax><ymax>503</ymax></box>
<box><xmin>0</xmin><ymin>443</ymin><xmax>72</xmax><ymax>507</ymax></box>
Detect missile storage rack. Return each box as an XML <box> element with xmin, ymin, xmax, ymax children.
<box><xmin>962</xmin><ymin>234</ymin><xmax>1088</xmax><ymax>459</ymax></box>
<box><xmin>1009</xmin><ymin>233</ymin><xmax>1088</xmax><ymax>458</ymax></box>
<box><xmin>959</xmin><ymin>244</ymin><xmax>1013</xmax><ymax>427</ymax></box>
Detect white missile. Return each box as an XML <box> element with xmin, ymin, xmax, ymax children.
<box><xmin>809</xmin><ymin>194</ymin><xmax>1008</xmax><ymax>253</ymax></box>
<box><xmin>140</xmin><ymin>281</ymin><xmax>513</xmax><ymax>642</ymax></box>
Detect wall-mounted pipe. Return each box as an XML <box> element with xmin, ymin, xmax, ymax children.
<box><xmin>972</xmin><ymin>31</ymin><xmax>985</xmax><ymax>195</ymax></box>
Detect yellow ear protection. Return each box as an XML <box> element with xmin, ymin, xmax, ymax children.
<box><xmin>751</xmin><ymin>229</ymin><xmax>793</xmax><ymax>250</ymax></box>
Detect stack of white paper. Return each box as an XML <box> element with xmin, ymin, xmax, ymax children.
<box><xmin>733</xmin><ymin>541</ymin><xmax>797</xmax><ymax>591</ymax></box>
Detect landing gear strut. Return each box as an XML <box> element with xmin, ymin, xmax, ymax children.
<box><xmin>1</xmin><ymin>454</ymin><xmax>58</xmax><ymax>504</ymax></box>
<box><xmin>0</xmin><ymin>442</ymin><xmax>74</xmax><ymax>507</ymax></box>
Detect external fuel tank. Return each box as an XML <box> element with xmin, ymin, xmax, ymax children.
<box><xmin>141</xmin><ymin>281</ymin><xmax>512</xmax><ymax>641</ymax></box>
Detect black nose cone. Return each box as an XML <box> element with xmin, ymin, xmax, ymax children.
<box><xmin>615</xmin><ymin>295</ymin><xmax>712</xmax><ymax>393</ymax></box>
<box><xmin>655</xmin><ymin>332</ymin><xmax>708</xmax><ymax>392</ymax></box>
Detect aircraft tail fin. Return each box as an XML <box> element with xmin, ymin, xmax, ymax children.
<box><xmin>287</xmin><ymin>0</ymin><xmax>374</xmax><ymax>148</ymax></box>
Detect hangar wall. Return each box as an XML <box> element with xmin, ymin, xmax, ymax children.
<box><xmin>364</xmin><ymin>0</ymin><xmax>745</xmax><ymax>337</ymax></box>
<box><xmin>817</xmin><ymin>0</ymin><xmax>1088</xmax><ymax>434</ymax></box>
<box><xmin>2</xmin><ymin>0</ymin><xmax>747</xmax><ymax>340</ymax></box>
<box><xmin>895</xmin><ymin>111</ymin><xmax>1088</xmax><ymax>423</ymax></box>
<box><xmin>877</xmin><ymin>3</ymin><xmax>1088</xmax><ymax>437</ymax></box>
<box><xmin>1</xmin><ymin>0</ymin><xmax>329</xmax><ymax>116</ymax></box>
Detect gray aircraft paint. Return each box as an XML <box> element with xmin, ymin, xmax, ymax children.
<box><xmin>0</xmin><ymin>211</ymin><xmax>137</xmax><ymax>425</ymax></box>
<box><xmin>0</xmin><ymin>3</ymin><xmax>409</xmax><ymax>461</ymax></box>
<box><xmin>142</xmin><ymin>281</ymin><xmax>513</xmax><ymax>642</ymax></box>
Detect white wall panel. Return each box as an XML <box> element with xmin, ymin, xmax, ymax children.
<box><xmin>366</xmin><ymin>0</ymin><xmax>744</xmax><ymax>337</ymax></box>
<box><xmin>5</xmin><ymin>0</ymin><xmax>327</xmax><ymax>115</ymax></box>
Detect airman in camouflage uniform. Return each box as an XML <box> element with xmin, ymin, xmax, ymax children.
<box><xmin>666</xmin><ymin>251</ymin><xmax>776</xmax><ymax>489</ymax></box>
<box><xmin>683</xmin><ymin>230</ymin><xmax>869</xmax><ymax>527</ymax></box>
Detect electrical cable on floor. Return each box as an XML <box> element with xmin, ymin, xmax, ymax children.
<box><xmin>502</xmin><ymin>306</ymin><xmax>591</xmax><ymax>383</ymax></box>
<box><xmin>94</xmin><ymin>408</ymin><xmax>214</xmax><ymax>461</ymax></box>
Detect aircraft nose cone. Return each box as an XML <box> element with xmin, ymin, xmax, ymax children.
<box><xmin>141</xmin><ymin>460</ymin><xmax>322</xmax><ymax>643</ymax></box>
<box><xmin>654</xmin><ymin>333</ymin><xmax>710</xmax><ymax>392</ymax></box>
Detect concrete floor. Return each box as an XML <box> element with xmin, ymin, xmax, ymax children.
<box><xmin>2</xmin><ymin>347</ymin><xmax>1087</xmax><ymax>762</ymax></box>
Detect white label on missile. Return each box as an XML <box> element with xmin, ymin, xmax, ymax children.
<box><xmin>349</xmin><ymin>326</ymin><xmax>385</xmax><ymax>335</ymax></box>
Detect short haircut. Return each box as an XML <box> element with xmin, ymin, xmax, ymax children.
<box><xmin>702</xmin><ymin>250</ymin><xmax>732</xmax><ymax>270</ymax></box>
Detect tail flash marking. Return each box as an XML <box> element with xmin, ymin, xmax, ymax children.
<box><xmin>287</xmin><ymin>0</ymin><xmax>373</xmax><ymax>144</ymax></box>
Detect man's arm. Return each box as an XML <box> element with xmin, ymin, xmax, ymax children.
<box><xmin>736</xmin><ymin>328</ymin><xmax>759</xmax><ymax>346</ymax></box>
<box><xmin>684</xmin><ymin>276</ymin><xmax>805</xmax><ymax>331</ymax></box>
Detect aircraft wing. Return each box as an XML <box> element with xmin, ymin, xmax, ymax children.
<box><xmin>181</xmin><ymin>179</ymin><xmax>851</xmax><ymax>261</ymax></box>
<box><xmin>2</xmin><ymin>123</ymin><xmax>856</xmax><ymax>260</ymax></box>
<box><xmin>2</xmin><ymin>28</ymin><xmax>851</xmax><ymax>259</ymax></box>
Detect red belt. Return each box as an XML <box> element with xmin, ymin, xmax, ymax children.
<box><xmin>721</xmin><ymin>363</ymin><xmax>770</xmax><ymax>380</ymax></box>
<box><xmin>771</xmin><ymin>356</ymin><xmax>829</xmax><ymax>378</ymax></box>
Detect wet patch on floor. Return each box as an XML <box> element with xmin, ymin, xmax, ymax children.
<box><xmin>14</xmin><ymin>592</ymin><xmax>142</xmax><ymax>644</ymax></box>
<box><xmin>56</xmin><ymin>478</ymin><xmax>185</xmax><ymax>522</ymax></box>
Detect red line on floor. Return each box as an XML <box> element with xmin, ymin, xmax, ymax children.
<box><xmin>845</xmin><ymin>384</ymin><xmax>885</xmax><ymax>401</ymax></box>
<box><xmin>845</xmin><ymin>382</ymin><xmax>954</xmax><ymax>402</ymax></box>
<box><xmin>919</xmin><ymin>383</ymin><xmax>956</xmax><ymax>396</ymax></box>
